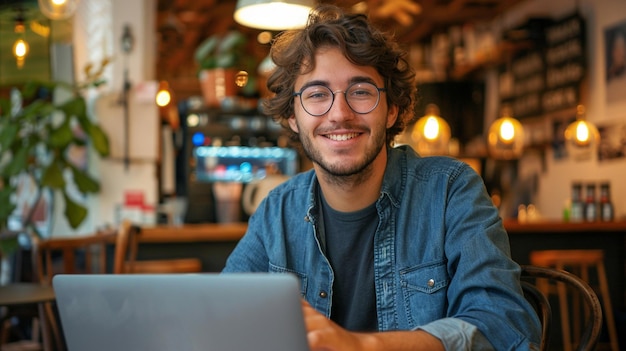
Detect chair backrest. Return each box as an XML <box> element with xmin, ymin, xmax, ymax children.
<box><xmin>30</xmin><ymin>230</ymin><xmax>118</xmax><ymax>285</ymax></box>
<box><xmin>520</xmin><ymin>279</ymin><xmax>552</xmax><ymax>351</ymax></box>
<box><xmin>113</xmin><ymin>219</ymin><xmax>203</xmax><ymax>274</ymax></box>
<box><xmin>520</xmin><ymin>265</ymin><xmax>603</xmax><ymax>351</ymax></box>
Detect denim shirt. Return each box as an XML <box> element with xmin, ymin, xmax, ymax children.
<box><xmin>223</xmin><ymin>145</ymin><xmax>541</xmax><ymax>350</ymax></box>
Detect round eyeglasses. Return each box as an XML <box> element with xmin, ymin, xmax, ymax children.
<box><xmin>293</xmin><ymin>82</ymin><xmax>386</xmax><ymax>117</ymax></box>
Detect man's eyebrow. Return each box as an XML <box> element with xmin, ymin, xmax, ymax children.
<box><xmin>348</xmin><ymin>76</ymin><xmax>378</xmax><ymax>85</ymax></box>
<box><xmin>297</xmin><ymin>80</ymin><xmax>330</xmax><ymax>91</ymax></box>
<box><xmin>296</xmin><ymin>76</ymin><xmax>379</xmax><ymax>91</ymax></box>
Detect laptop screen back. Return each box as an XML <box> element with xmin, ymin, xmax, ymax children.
<box><xmin>52</xmin><ymin>273</ymin><xmax>309</xmax><ymax>351</ymax></box>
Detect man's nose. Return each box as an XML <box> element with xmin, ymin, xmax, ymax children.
<box><xmin>326</xmin><ymin>91</ymin><xmax>354</xmax><ymax>121</ymax></box>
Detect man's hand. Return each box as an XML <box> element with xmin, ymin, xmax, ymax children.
<box><xmin>302</xmin><ymin>300</ymin><xmax>378</xmax><ymax>351</ymax></box>
<box><xmin>301</xmin><ymin>300</ymin><xmax>445</xmax><ymax>351</ymax></box>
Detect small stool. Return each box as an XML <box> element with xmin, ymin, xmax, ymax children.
<box><xmin>530</xmin><ymin>249</ymin><xmax>619</xmax><ymax>351</ymax></box>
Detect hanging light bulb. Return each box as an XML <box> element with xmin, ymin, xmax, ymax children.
<box><xmin>13</xmin><ymin>14</ymin><xmax>28</xmax><ymax>69</ymax></box>
<box><xmin>487</xmin><ymin>106</ymin><xmax>524</xmax><ymax>160</ymax></box>
<box><xmin>155</xmin><ymin>81</ymin><xmax>172</xmax><ymax>107</ymax></box>
<box><xmin>411</xmin><ymin>104</ymin><xmax>451</xmax><ymax>156</ymax></box>
<box><xmin>564</xmin><ymin>104</ymin><xmax>600</xmax><ymax>160</ymax></box>
<box><xmin>38</xmin><ymin>0</ymin><xmax>80</xmax><ymax>20</ymax></box>
<box><xmin>13</xmin><ymin>39</ymin><xmax>29</xmax><ymax>69</ymax></box>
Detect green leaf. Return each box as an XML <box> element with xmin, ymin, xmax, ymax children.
<box><xmin>0</xmin><ymin>185</ymin><xmax>17</xmax><ymax>223</ymax></box>
<box><xmin>59</xmin><ymin>97</ymin><xmax>87</xmax><ymax>119</ymax></box>
<box><xmin>0</xmin><ymin>123</ymin><xmax>19</xmax><ymax>151</ymax></box>
<box><xmin>0</xmin><ymin>236</ymin><xmax>19</xmax><ymax>256</ymax></box>
<box><xmin>64</xmin><ymin>194</ymin><xmax>88</xmax><ymax>229</ymax></box>
<box><xmin>3</xmin><ymin>147</ymin><xmax>29</xmax><ymax>176</ymax></box>
<box><xmin>41</xmin><ymin>160</ymin><xmax>66</xmax><ymax>189</ymax></box>
<box><xmin>49</xmin><ymin>121</ymin><xmax>74</xmax><ymax>149</ymax></box>
<box><xmin>88</xmin><ymin>125</ymin><xmax>110</xmax><ymax>157</ymax></box>
<box><xmin>70</xmin><ymin>165</ymin><xmax>100</xmax><ymax>193</ymax></box>
<box><xmin>22</xmin><ymin>81</ymin><xmax>42</xmax><ymax>99</ymax></box>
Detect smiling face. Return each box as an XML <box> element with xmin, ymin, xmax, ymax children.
<box><xmin>288</xmin><ymin>47</ymin><xmax>398</xmax><ymax>180</ymax></box>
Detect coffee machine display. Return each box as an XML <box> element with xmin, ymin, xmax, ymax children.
<box><xmin>176</xmin><ymin>106</ymin><xmax>299</xmax><ymax>223</ymax></box>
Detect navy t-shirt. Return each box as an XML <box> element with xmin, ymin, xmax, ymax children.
<box><xmin>320</xmin><ymin>193</ymin><xmax>379</xmax><ymax>331</ymax></box>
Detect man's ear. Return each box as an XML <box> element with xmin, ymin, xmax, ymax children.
<box><xmin>288</xmin><ymin>116</ymin><xmax>299</xmax><ymax>133</ymax></box>
<box><xmin>386</xmin><ymin>104</ymin><xmax>399</xmax><ymax>129</ymax></box>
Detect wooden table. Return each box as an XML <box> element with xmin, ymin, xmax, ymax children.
<box><xmin>0</xmin><ymin>283</ymin><xmax>56</xmax><ymax>351</ymax></box>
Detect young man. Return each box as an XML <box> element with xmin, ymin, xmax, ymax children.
<box><xmin>223</xmin><ymin>5</ymin><xmax>541</xmax><ymax>350</ymax></box>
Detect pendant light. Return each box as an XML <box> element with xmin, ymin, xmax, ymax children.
<box><xmin>234</xmin><ymin>0</ymin><xmax>316</xmax><ymax>30</ymax></box>
<box><xmin>487</xmin><ymin>106</ymin><xmax>524</xmax><ymax>160</ymax></box>
<box><xmin>411</xmin><ymin>104</ymin><xmax>451</xmax><ymax>156</ymax></box>
<box><xmin>155</xmin><ymin>81</ymin><xmax>172</xmax><ymax>107</ymax></box>
<box><xmin>564</xmin><ymin>104</ymin><xmax>600</xmax><ymax>160</ymax></box>
<box><xmin>12</xmin><ymin>13</ymin><xmax>28</xmax><ymax>69</ymax></box>
<box><xmin>38</xmin><ymin>0</ymin><xmax>80</xmax><ymax>20</ymax></box>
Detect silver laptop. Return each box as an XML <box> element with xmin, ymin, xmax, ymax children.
<box><xmin>52</xmin><ymin>273</ymin><xmax>309</xmax><ymax>351</ymax></box>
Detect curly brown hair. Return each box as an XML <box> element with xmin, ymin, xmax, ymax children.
<box><xmin>263</xmin><ymin>4</ymin><xmax>416</xmax><ymax>147</ymax></box>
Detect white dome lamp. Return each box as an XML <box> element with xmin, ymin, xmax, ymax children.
<box><xmin>411</xmin><ymin>104</ymin><xmax>451</xmax><ymax>156</ymax></box>
<box><xmin>38</xmin><ymin>0</ymin><xmax>80</xmax><ymax>21</ymax></box>
<box><xmin>564</xmin><ymin>104</ymin><xmax>600</xmax><ymax>160</ymax></box>
<box><xmin>487</xmin><ymin>106</ymin><xmax>524</xmax><ymax>160</ymax></box>
<box><xmin>234</xmin><ymin>0</ymin><xmax>316</xmax><ymax>31</ymax></box>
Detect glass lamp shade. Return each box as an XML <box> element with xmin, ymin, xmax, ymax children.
<box><xmin>38</xmin><ymin>0</ymin><xmax>80</xmax><ymax>20</ymax></box>
<box><xmin>155</xmin><ymin>81</ymin><xmax>172</xmax><ymax>107</ymax></box>
<box><xmin>234</xmin><ymin>0</ymin><xmax>316</xmax><ymax>30</ymax></box>
<box><xmin>564</xmin><ymin>119</ymin><xmax>600</xmax><ymax>160</ymax></box>
<box><xmin>487</xmin><ymin>115</ymin><xmax>524</xmax><ymax>160</ymax></box>
<box><xmin>411</xmin><ymin>104</ymin><xmax>451</xmax><ymax>156</ymax></box>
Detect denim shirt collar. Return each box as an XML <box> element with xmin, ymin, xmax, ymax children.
<box><xmin>304</xmin><ymin>146</ymin><xmax>411</xmax><ymax>221</ymax></box>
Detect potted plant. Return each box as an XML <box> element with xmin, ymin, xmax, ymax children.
<box><xmin>0</xmin><ymin>64</ymin><xmax>110</xmax><ymax>250</ymax></box>
<box><xmin>194</xmin><ymin>30</ymin><xmax>252</xmax><ymax>107</ymax></box>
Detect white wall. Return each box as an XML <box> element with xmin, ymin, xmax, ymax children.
<box><xmin>49</xmin><ymin>0</ymin><xmax>158</xmax><ymax>236</ymax></box>
<box><xmin>500</xmin><ymin>0</ymin><xmax>626</xmax><ymax>220</ymax></box>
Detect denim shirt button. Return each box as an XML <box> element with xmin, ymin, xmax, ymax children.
<box><xmin>427</xmin><ymin>279</ymin><xmax>435</xmax><ymax>287</ymax></box>
<box><xmin>304</xmin><ymin>216</ymin><xmax>310</xmax><ymax>222</ymax></box>
<box><xmin>319</xmin><ymin>291</ymin><xmax>328</xmax><ymax>298</ymax></box>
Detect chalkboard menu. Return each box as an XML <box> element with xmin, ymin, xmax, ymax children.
<box><xmin>500</xmin><ymin>13</ymin><xmax>586</xmax><ymax>119</ymax></box>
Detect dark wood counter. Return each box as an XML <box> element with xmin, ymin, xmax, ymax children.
<box><xmin>504</xmin><ymin>219</ymin><xmax>626</xmax><ymax>234</ymax></box>
<box><xmin>137</xmin><ymin>223</ymin><xmax>248</xmax><ymax>243</ymax></box>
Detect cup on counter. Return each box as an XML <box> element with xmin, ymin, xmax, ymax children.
<box><xmin>213</xmin><ymin>182</ymin><xmax>243</xmax><ymax>223</ymax></box>
<box><xmin>159</xmin><ymin>197</ymin><xmax>188</xmax><ymax>226</ymax></box>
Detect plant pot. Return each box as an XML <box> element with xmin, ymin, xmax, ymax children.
<box><xmin>199</xmin><ymin>68</ymin><xmax>238</xmax><ymax>108</ymax></box>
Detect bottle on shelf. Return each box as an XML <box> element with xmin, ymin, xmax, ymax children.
<box><xmin>584</xmin><ymin>183</ymin><xmax>598</xmax><ymax>222</ymax></box>
<box><xmin>599</xmin><ymin>181</ymin><xmax>614</xmax><ymax>222</ymax></box>
<box><xmin>570</xmin><ymin>182</ymin><xmax>584</xmax><ymax>222</ymax></box>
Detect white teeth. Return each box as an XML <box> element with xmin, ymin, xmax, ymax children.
<box><xmin>326</xmin><ymin>133</ymin><xmax>358</xmax><ymax>141</ymax></box>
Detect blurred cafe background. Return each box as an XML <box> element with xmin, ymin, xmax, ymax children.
<box><xmin>2</xmin><ymin>0</ymin><xmax>626</xmax><ymax>349</ymax></box>
<box><xmin>1</xmin><ymin>0</ymin><xmax>625</xmax><ymax>230</ymax></box>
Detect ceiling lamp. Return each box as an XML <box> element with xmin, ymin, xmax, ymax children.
<box><xmin>13</xmin><ymin>39</ymin><xmax>29</xmax><ymax>69</ymax></box>
<box><xmin>564</xmin><ymin>104</ymin><xmax>600</xmax><ymax>160</ymax></box>
<box><xmin>38</xmin><ymin>0</ymin><xmax>80</xmax><ymax>21</ymax></box>
<box><xmin>155</xmin><ymin>81</ymin><xmax>172</xmax><ymax>107</ymax></box>
<box><xmin>234</xmin><ymin>0</ymin><xmax>316</xmax><ymax>31</ymax></box>
<box><xmin>487</xmin><ymin>106</ymin><xmax>524</xmax><ymax>160</ymax></box>
<box><xmin>13</xmin><ymin>13</ymin><xmax>28</xmax><ymax>69</ymax></box>
<box><xmin>411</xmin><ymin>104</ymin><xmax>451</xmax><ymax>156</ymax></box>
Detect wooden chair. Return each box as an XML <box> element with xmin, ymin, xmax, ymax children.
<box><xmin>114</xmin><ymin>220</ymin><xmax>203</xmax><ymax>274</ymax></box>
<box><xmin>0</xmin><ymin>230</ymin><xmax>48</xmax><ymax>351</ymax></box>
<box><xmin>0</xmin><ymin>231</ymin><xmax>117</xmax><ymax>351</ymax></box>
<box><xmin>28</xmin><ymin>230</ymin><xmax>118</xmax><ymax>351</ymax></box>
<box><xmin>520</xmin><ymin>278</ymin><xmax>552</xmax><ymax>351</ymax></box>
<box><xmin>520</xmin><ymin>265</ymin><xmax>604</xmax><ymax>351</ymax></box>
<box><xmin>529</xmin><ymin>250</ymin><xmax>619</xmax><ymax>351</ymax></box>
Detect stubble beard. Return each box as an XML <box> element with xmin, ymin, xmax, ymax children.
<box><xmin>298</xmin><ymin>124</ymin><xmax>387</xmax><ymax>187</ymax></box>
